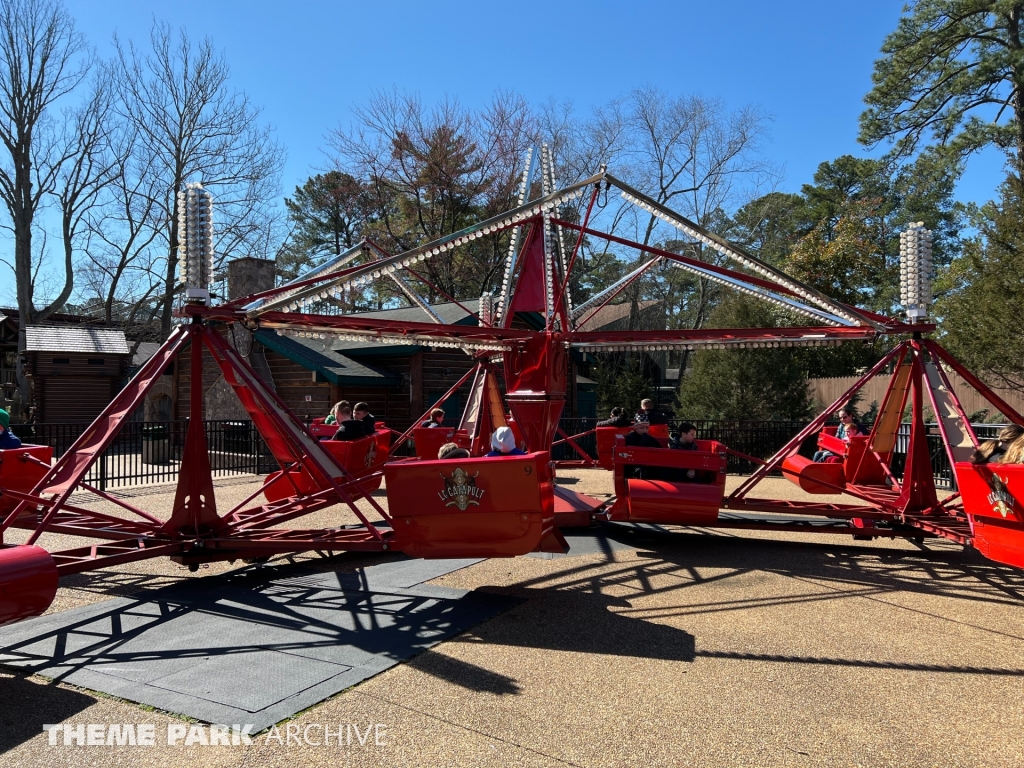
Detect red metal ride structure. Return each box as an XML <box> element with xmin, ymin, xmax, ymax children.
<box><xmin>2</xmin><ymin>152</ymin><xmax>1023</xmax><ymax>628</ymax></box>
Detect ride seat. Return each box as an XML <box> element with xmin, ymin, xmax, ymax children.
<box><xmin>385</xmin><ymin>451</ymin><xmax>567</xmax><ymax>558</ymax></box>
<box><xmin>609</xmin><ymin>436</ymin><xmax>727</xmax><ymax>524</ymax></box>
<box><xmin>782</xmin><ymin>427</ymin><xmax>887</xmax><ymax>495</ymax></box>
<box><xmin>263</xmin><ymin>432</ymin><xmax>388</xmax><ymax>503</ymax></box>
<box><xmin>954</xmin><ymin>461</ymin><xmax>1024</xmax><ymax>569</ymax></box>
<box><xmin>0</xmin><ymin>445</ymin><xmax>54</xmax><ymax>517</ymax></box>
<box><xmin>412</xmin><ymin>426</ymin><xmax>459</xmax><ymax>460</ymax></box>
<box><xmin>595</xmin><ymin>426</ymin><xmax>633</xmax><ymax>470</ymax></box>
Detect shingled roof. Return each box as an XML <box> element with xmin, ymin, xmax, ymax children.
<box><xmin>256</xmin><ymin>330</ymin><xmax>402</xmax><ymax>387</ymax></box>
<box><xmin>24</xmin><ymin>326</ymin><xmax>129</xmax><ymax>354</ymax></box>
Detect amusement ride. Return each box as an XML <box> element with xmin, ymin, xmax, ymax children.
<box><xmin>1</xmin><ymin>147</ymin><xmax>1023</xmax><ymax>627</ymax></box>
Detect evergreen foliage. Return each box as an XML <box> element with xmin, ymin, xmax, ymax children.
<box><xmin>677</xmin><ymin>295</ymin><xmax>813</xmax><ymax>420</ymax></box>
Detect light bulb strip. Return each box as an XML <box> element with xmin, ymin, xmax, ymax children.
<box><xmin>571</xmin><ymin>257</ymin><xmax>662</xmax><ymax>321</ymax></box>
<box><xmin>607</xmin><ymin>175</ymin><xmax>880</xmax><ymax>329</ymax></box>
<box><xmin>571</xmin><ymin>337</ymin><xmax>846</xmax><ymax>353</ymax></box>
<box><xmin>496</xmin><ymin>147</ymin><xmax>538</xmax><ymax>325</ymax></box>
<box><xmin>668</xmin><ymin>261</ymin><xmax>849</xmax><ymax>326</ymax></box>
<box><xmin>244</xmin><ymin>242</ymin><xmax>367</xmax><ymax>311</ymax></box>
<box><xmin>541</xmin><ymin>144</ymin><xmax>573</xmax><ymax>319</ymax></box>
<box><xmin>268</xmin><ymin>326</ymin><xmax>513</xmax><ymax>354</ymax></box>
<box><xmin>251</xmin><ymin>171</ymin><xmax>599</xmax><ymax>317</ymax></box>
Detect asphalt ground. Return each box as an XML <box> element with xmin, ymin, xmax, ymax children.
<box><xmin>2</xmin><ymin>470</ymin><xmax>1023</xmax><ymax>767</ymax></box>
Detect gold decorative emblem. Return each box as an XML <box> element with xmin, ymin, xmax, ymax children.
<box><xmin>438</xmin><ymin>467</ymin><xmax>485</xmax><ymax>511</ymax></box>
<box><xmin>364</xmin><ymin>440</ymin><xmax>377</xmax><ymax>468</ymax></box>
<box><xmin>987</xmin><ymin>473</ymin><xmax>1016</xmax><ymax>519</ymax></box>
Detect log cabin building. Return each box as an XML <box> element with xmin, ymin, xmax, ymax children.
<box><xmin>170</xmin><ymin>257</ymin><xmax>667</xmax><ymax>429</ymax></box>
<box><xmin>172</xmin><ymin>297</ymin><xmax>665</xmax><ymax>429</ymax></box>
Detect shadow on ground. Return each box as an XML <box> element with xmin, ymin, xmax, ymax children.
<box><xmin>454</xmin><ymin>522</ymin><xmax>1024</xmax><ymax>677</ymax></box>
<box><xmin>0</xmin><ymin>671</ymin><xmax>97</xmax><ymax>752</ymax></box>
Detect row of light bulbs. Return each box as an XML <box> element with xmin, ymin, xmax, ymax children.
<box><xmin>618</xmin><ymin>190</ymin><xmax>863</xmax><ymax>325</ymax></box>
<box><xmin>176</xmin><ymin>183</ymin><xmax>214</xmax><ymax>290</ymax></box>
<box><xmin>570</xmin><ymin>257</ymin><xmax>661</xmax><ymax>321</ymax></box>
<box><xmin>573</xmin><ymin>337</ymin><xmax>844</xmax><ymax>353</ymax></box>
<box><xmin>494</xmin><ymin>148</ymin><xmax>536</xmax><ymax>324</ymax></box>
<box><xmin>669</xmin><ymin>262</ymin><xmax>845</xmax><ymax>326</ymax></box>
<box><xmin>272</xmin><ymin>184</ymin><xmax>589</xmax><ymax>314</ymax></box>
<box><xmin>542</xmin><ymin>144</ymin><xmax>573</xmax><ymax>317</ymax></box>
<box><xmin>277</xmin><ymin>328</ymin><xmax>512</xmax><ymax>353</ymax></box>
<box><xmin>899</xmin><ymin>223</ymin><xmax>934</xmax><ymax>319</ymax></box>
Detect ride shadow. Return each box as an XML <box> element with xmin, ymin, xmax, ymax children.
<box><xmin>0</xmin><ymin>556</ymin><xmax>518</xmax><ymax>732</ymax></box>
<box><xmin>463</xmin><ymin>522</ymin><xmax>1024</xmax><ymax>678</ymax></box>
<box><xmin>0</xmin><ymin>671</ymin><xmax>97</xmax><ymax>752</ymax></box>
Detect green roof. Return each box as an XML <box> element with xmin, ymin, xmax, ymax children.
<box><xmin>256</xmin><ymin>330</ymin><xmax>402</xmax><ymax>387</ymax></box>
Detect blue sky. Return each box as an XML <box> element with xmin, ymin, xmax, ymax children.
<box><xmin>63</xmin><ymin>0</ymin><xmax>1006</xmax><ymax>206</ymax></box>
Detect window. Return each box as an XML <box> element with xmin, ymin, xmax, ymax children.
<box><xmin>52</xmin><ymin>357</ymin><xmax>69</xmax><ymax>365</ymax></box>
<box><xmin>87</xmin><ymin>358</ymin><xmax>105</xmax><ymax>365</ymax></box>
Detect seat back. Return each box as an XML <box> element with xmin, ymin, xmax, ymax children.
<box><xmin>648</xmin><ymin>423</ymin><xmax>669</xmax><ymax>440</ymax></box>
<box><xmin>955</xmin><ymin>461</ymin><xmax>1024</xmax><ymax>568</ymax></box>
<box><xmin>413</xmin><ymin>426</ymin><xmax>458</xmax><ymax>460</ymax></box>
<box><xmin>308</xmin><ymin>417</ymin><xmax>337</xmax><ymax>439</ymax></box>
<box><xmin>386</xmin><ymin>451</ymin><xmax>566</xmax><ymax>558</ymax></box>
<box><xmin>609</xmin><ymin>436</ymin><xmax>726</xmax><ymax>523</ymax></box>
<box><xmin>596</xmin><ymin>426</ymin><xmax>634</xmax><ymax>470</ymax></box>
<box><xmin>0</xmin><ymin>445</ymin><xmax>54</xmax><ymax>517</ymax></box>
<box><xmin>262</xmin><ymin>433</ymin><xmax>388</xmax><ymax>503</ymax></box>
<box><xmin>815</xmin><ymin>428</ymin><xmax>886</xmax><ymax>486</ymax></box>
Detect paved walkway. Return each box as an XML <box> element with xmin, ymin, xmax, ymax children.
<box><xmin>3</xmin><ymin>472</ymin><xmax>1024</xmax><ymax>767</ymax></box>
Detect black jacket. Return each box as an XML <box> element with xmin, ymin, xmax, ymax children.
<box><xmin>597</xmin><ymin>415</ymin><xmax>632</xmax><ymax>428</ymax></box>
<box><xmin>624</xmin><ymin>431</ymin><xmax>662</xmax><ymax>449</ymax></box>
<box><xmin>333</xmin><ymin>419</ymin><xmax>367</xmax><ymax>441</ymax></box>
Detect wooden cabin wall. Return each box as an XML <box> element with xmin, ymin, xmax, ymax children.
<box><xmin>30</xmin><ymin>351</ymin><xmax>127</xmax><ymax>423</ymax></box>
<box><xmin>262</xmin><ymin>348</ymin><xmax>331</xmax><ymax>422</ymax></box>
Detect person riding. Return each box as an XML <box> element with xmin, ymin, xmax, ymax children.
<box><xmin>970</xmin><ymin>424</ymin><xmax>1024</xmax><ymax>464</ymax></box>
<box><xmin>1000</xmin><ymin>433</ymin><xmax>1024</xmax><ymax>465</ymax></box>
<box><xmin>325</xmin><ymin>400</ymin><xmax>349</xmax><ymax>426</ymax></box>
<box><xmin>421</xmin><ymin>408</ymin><xmax>445</xmax><ymax>428</ymax></box>
<box><xmin>813</xmin><ymin>408</ymin><xmax>863</xmax><ymax>462</ymax></box>
<box><xmin>668</xmin><ymin>422</ymin><xmax>701</xmax><ymax>481</ymax></box>
<box><xmin>353</xmin><ymin>402</ymin><xmax>376</xmax><ymax>434</ymax></box>
<box><xmin>624</xmin><ymin>419</ymin><xmax>662</xmax><ymax>449</ymax></box>
<box><xmin>0</xmin><ymin>409</ymin><xmax>21</xmax><ymax>449</ymax></box>
<box><xmin>486</xmin><ymin>426</ymin><xmax>526</xmax><ymax>457</ymax></box>
<box><xmin>635</xmin><ymin>398</ymin><xmax>668</xmax><ymax>425</ymax></box>
<box><xmin>597</xmin><ymin>407</ymin><xmax>631</xmax><ymax>428</ymax></box>
<box><xmin>622</xmin><ymin>419</ymin><xmax>662</xmax><ymax>479</ymax></box>
<box><xmin>438</xmin><ymin>442</ymin><xmax>470</xmax><ymax>460</ymax></box>
<box><xmin>331</xmin><ymin>404</ymin><xmax>367</xmax><ymax>441</ymax></box>
<box><xmin>668</xmin><ymin>423</ymin><xmax>698</xmax><ymax>451</ymax></box>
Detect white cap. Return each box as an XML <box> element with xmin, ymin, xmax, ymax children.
<box><xmin>491</xmin><ymin>426</ymin><xmax>517</xmax><ymax>453</ymax></box>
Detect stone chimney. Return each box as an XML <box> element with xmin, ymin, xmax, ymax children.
<box><xmin>227</xmin><ymin>257</ymin><xmax>276</xmax><ymax>301</ymax></box>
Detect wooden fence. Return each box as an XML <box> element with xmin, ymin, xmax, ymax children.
<box><xmin>808</xmin><ymin>371</ymin><xmax>1024</xmax><ymax>419</ymax></box>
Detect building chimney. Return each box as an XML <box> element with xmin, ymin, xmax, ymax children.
<box><xmin>227</xmin><ymin>257</ymin><xmax>276</xmax><ymax>301</ymax></box>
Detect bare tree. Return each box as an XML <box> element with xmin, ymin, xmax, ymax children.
<box><xmin>616</xmin><ymin>89</ymin><xmax>775</xmax><ymax>337</ymax></box>
<box><xmin>328</xmin><ymin>89</ymin><xmax>538</xmax><ymax>299</ymax></box>
<box><xmin>0</xmin><ymin>0</ymin><xmax>93</xmax><ymax>415</ymax></box>
<box><xmin>109</xmin><ymin>21</ymin><xmax>284</xmax><ymax>337</ymax></box>
<box><xmin>80</xmin><ymin>120</ymin><xmax>164</xmax><ymax>328</ymax></box>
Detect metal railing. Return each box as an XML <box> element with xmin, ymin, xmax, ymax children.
<box><xmin>9</xmin><ymin>420</ymin><xmax>277</xmax><ymax>491</ymax></box>
<box><xmin>8</xmin><ymin>418</ymin><xmax>1003</xmax><ymax>491</ymax></box>
<box><xmin>552</xmin><ymin>417</ymin><xmax>1004</xmax><ymax>491</ymax></box>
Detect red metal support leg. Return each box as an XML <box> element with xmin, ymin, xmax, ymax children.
<box><xmin>164</xmin><ymin>323</ymin><xmax>220</xmax><ymax>535</ymax></box>
<box><xmin>730</xmin><ymin>342</ymin><xmax>908</xmax><ymax>501</ymax></box>
<box><xmin>5</xmin><ymin>326</ymin><xmax>193</xmax><ymax>543</ymax></box>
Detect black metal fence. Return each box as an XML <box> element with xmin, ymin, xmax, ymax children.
<box><xmin>9</xmin><ymin>420</ymin><xmax>277</xmax><ymax>491</ymax></box>
<box><xmin>10</xmin><ymin>418</ymin><xmax>1003</xmax><ymax>491</ymax></box>
<box><xmin>553</xmin><ymin>417</ymin><xmax>1005</xmax><ymax>491</ymax></box>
